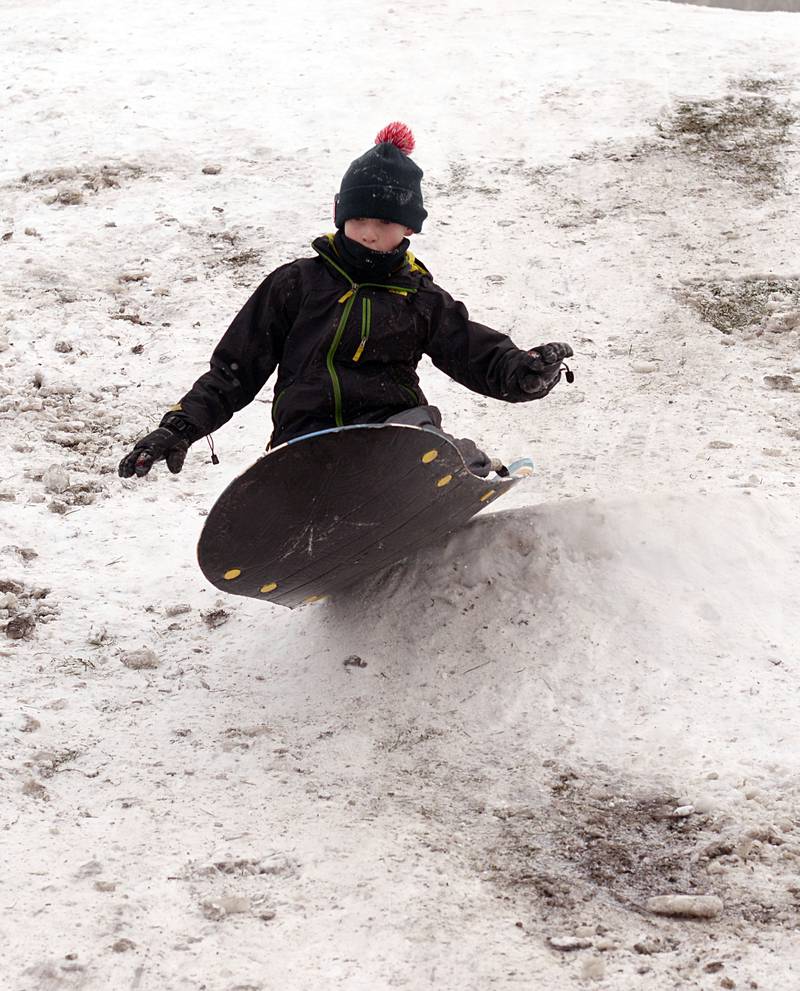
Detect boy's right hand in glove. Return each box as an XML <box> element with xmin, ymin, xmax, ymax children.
<box><xmin>118</xmin><ymin>413</ymin><xmax>196</xmax><ymax>478</ymax></box>
<box><xmin>519</xmin><ymin>341</ymin><xmax>574</xmax><ymax>398</ymax></box>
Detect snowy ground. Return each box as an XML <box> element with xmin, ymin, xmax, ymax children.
<box><xmin>2</xmin><ymin>0</ymin><xmax>800</xmax><ymax>988</ymax></box>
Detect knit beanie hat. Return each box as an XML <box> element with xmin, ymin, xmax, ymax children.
<box><xmin>334</xmin><ymin>122</ymin><xmax>427</xmax><ymax>233</ymax></box>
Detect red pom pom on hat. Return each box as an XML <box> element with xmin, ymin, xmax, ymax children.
<box><xmin>374</xmin><ymin>122</ymin><xmax>415</xmax><ymax>155</ymax></box>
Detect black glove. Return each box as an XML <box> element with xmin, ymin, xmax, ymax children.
<box><xmin>118</xmin><ymin>413</ymin><xmax>196</xmax><ymax>478</ymax></box>
<box><xmin>519</xmin><ymin>341</ymin><xmax>574</xmax><ymax>398</ymax></box>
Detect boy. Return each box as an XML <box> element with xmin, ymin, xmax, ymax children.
<box><xmin>119</xmin><ymin>122</ymin><xmax>573</xmax><ymax>480</ymax></box>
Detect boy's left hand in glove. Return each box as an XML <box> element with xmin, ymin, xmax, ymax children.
<box><xmin>520</xmin><ymin>341</ymin><xmax>574</xmax><ymax>397</ymax></box>
<box><xmin>118</xmin><ymin>413</ymin><xmax>198</xmax><ymax>478</ymax></box>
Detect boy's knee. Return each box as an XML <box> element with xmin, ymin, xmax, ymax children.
<box><xmin>383</xmin><ymin>405</ymin><xmax>442</xmax><ymax>430</ymax></box>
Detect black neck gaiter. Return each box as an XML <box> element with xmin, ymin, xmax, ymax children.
<box><xmin>333</xmin><ymin>229</ymin><xmax>410</xmax><ymax>282</ymax></box>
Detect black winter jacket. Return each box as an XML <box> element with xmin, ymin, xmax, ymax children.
<box><xmin>170</xmin><ymin>234</ymin><xmax>553</xmax><ymax>449</ymax></box>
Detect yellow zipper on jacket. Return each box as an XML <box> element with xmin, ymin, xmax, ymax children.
<box><xmin>353</xmin><ymin>296</ymin><xmax>371</xmax><ymax>362</ymax></box>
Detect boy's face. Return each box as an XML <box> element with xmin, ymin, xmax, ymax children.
<box><xmin>344</xmin><ymin>217</ymin><xmax>414</xmax><ymax>253</ymax></box>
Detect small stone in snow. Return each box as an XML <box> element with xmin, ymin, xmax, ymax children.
<box><xmin>580</xmin><ymin>956</ymin><xmax>606</xmax><ymax>981</ymax></box>
<box><xmin>54</xmin><ymin>340</ymin><xmax>73</xmax><ymax>353</ymax></box>
<box><xmin>595</xmin><ymin>938</ymin><xmax>617</xmax><ymax>951</ymax></box>
<box><xmin>202</xmin><ymin>164</ymin><xmax>222</xmax><ymax>175</ymax></box>
<box><xmin>646</xmin><ymin>895</ymin><xmax>723</xmax><ymax>919</ymax></box>
<box><xmin>202</xmin><ymin>608</ymin><xmax>230</xmax><ymax>629</ymax></box>
<box><xmin>55</xmin><ymin>189</ymin><xmax>84</xmax><ymax>206</ymax></box>
<box><xmin>74</xmin><ymin>859</ymin><xmax>104</xmax><ymax>879</ymax></box>
<box><xmin>200</xmin><ymin>900</ymin><xmax>225</xmax><ymax>921</ymax></box>
<box><xmin>42</xmin><ymin>465</ymin><xmax>71</xmax><ymax>493</ymax></box>
<box><xmin>633</xmin><ymin>940</ymin><xmax>663</xmax><ymax>955</ymax></box>
<box><xmin>5</xmin><ymin>614</ymin><xmax>36</xmax><ymax>639</ymax></box>
<box><xmin>112</xmin><ymin>938</ymin><xmax>136</xmax><ymax>953</ymax></box>
<box><xmin>87</xmin><ymin>626</ymin><xmax>110</xmax><ymax>646</ymax></box>
<box><xmin>343</xmin><ymin>654</ymin><xmax>367</xmax><ymax>668</ymax></box>
<box><xmin>763</xmin><ymin>374</ymin><xmax>795</xmax><ymax>391</ymax></box>
<box><xmin>22</xmin><ymin>779</ymin><xmax>49</xmax><ymax>801</ymax></box>
<box><xmin>121</xmin><ymin>648</ymin><xmax>160</xmax><ymax>670</ymax></box>
<box><xmin>201</xmin><ymin>895</ymin><xmax>250</xmax><ymax>920</ymax></box>
<box><xmin>165</xmin><ymin>603</ymin><xmax>192</xmax><ymax>617</ymax></box>
<box><xmin>548</xmin><ymin>936</ymin><xmax>593</xmax><ymax>951</ymax></box>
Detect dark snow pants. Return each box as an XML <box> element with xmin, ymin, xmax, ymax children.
<box><xmin>381</xmin><ymin>405</ymin><xmax>493</xmax><ymax>478</ymax></box>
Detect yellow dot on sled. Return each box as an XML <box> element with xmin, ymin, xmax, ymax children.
<box><xmin>304</xmin><ymin>594</ymin><xmax>326</xmax><ymax>604</ymax></box>
<box><xmin>422</xmin><ymin>449</ymin><xmax>438</xmax><ymax>464</ymax></box>
<box><xmin>223</xmin><ymin>569</ymin><xmax>241</xmax><ymax>580</ymax></box>
<box><xmin>436</xmin><ymin>474</ymin><xmax>453</xmax><ymax>488</ymax></box>
<box><xmin>260</xmin><ymin>582</ymin><xmax>278</xmax><ymax>594</ymax></box>
<box><xmin>480</xmin><ymin>489</ymin><xmax>496</xmax><ymax>502</ymax></box>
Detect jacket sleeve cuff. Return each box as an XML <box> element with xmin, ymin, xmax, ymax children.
<box><xmin>159</xmin><ymin>410</ymin><xmax>203</xmax><ymax>445</ymax></box>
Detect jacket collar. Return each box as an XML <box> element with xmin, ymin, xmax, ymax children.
<box><xmin>312</xmin><ymin>233</ymin><xmax>429</xmax><ymax>289</ymax></box>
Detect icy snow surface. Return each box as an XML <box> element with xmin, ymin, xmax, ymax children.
<box><xmin>2</xmin><ymin>0</ymin><xmax>800</xmax><ymax>988</ymax></box>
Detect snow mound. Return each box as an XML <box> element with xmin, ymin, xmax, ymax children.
<box><xmin>318</xmin><ymin>490</ymin><xmax>797</xmax><ymax>774</ymax></box>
